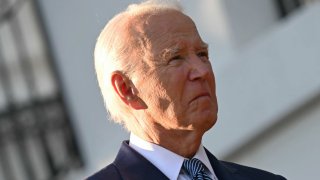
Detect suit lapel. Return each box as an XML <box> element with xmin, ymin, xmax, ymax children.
<box><xmin>113</xmin><ymin>141</ymin><xmax>169</xmax><ymax>180</ymax></box>
<box><xmin>205</xmin><ymin>148</ymin><xmax>244</xmax><ymax>180</ymax></box>
<box><xmin>113</xmin><ymin>141</ymin><xmax>247</xmax><ymax>180</ymax></box>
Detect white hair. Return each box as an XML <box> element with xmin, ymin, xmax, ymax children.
<box><xmin>94</xmin><ymin>0</ymin><xmax>183</xmax><ymax>130</ymax></box>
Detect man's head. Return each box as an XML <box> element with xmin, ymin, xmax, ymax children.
<box><xmin>95</xmin><ymin>0</ymin><xmax>218</xmax><ymax>139</ymax></box>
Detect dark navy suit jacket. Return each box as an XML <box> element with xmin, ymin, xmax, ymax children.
<box><xmin>87</xmin><ymin>141</ymin><xmax>286</xmax><ymax>180</ymax></box>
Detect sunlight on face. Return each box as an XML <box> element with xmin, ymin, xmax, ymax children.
<box><xmin>133</xmin><ymin>10</ymin><xmax>218</xmax><ymax>133</ymax></box>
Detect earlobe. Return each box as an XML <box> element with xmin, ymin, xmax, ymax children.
<box><xmin>111</xmin><ymin>71</ymin><xmax>147</xmax><ymax>110</ymax></box>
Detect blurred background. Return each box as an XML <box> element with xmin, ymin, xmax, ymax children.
<box><xmin>0</xmin><ymin>0</ymin><xmax>319</xmax><ymax>179</ymax></box>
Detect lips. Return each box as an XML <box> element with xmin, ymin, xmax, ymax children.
<box><xmin>190</xmin><ymin>92</ymin><xmax>211</xmax><ymax>103</ymax></box>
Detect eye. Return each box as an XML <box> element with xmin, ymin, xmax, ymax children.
<box><xmin>168</xmin><ymin>55</ymin><xmax>183</xmax><ymax>63</ymax></box>
<box><xmin>197</xmin><ymin>51</ymin><xmax>209</xmax><ymax>61</ymax></box>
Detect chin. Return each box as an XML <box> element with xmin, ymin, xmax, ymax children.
<box><xmin>191</xmin><ymin>111</ymin><xmax>217</xmax><ymax>132</ymax></box>
<box><xmin>204</xmin><ymin>114</ymin><xmax>217</xmax><ymax>131</ymax></box>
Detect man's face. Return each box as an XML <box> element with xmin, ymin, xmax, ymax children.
<box><xmin>133</xmin><ymin>10</ymin><xmax>218</xmax><ymax>134</ymax></box>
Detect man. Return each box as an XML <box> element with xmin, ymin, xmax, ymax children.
<box><xmin>89</xmin><ymin>0</ymin><xmax>286</xmax><ymax>179</ymax></box>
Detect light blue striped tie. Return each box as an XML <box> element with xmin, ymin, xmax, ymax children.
<box><xmin>183</xmin><ymin>158</ymin><xmax>212</xmax><ymax>180</ymax></box>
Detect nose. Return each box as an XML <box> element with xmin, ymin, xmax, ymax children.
<box><xmin>188</xmin><ymin>55</ymin><xmax>211</xmax><ymax>81</ymax></box>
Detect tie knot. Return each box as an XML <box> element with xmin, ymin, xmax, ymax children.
<box><xmin>183</xmin><ymin>158</ymin><xmax>209</xmax><ymax>179</ymax></box>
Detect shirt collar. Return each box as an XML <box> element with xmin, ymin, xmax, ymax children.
<box><xmin>193</xmin><ymin>144</ymin><xmax>215</xmax><ymax>175</ymax></box>
<box><xmin>129</xmin><ymin>133</ymin><xmax>214</xmax><ymax>180</ymax></box>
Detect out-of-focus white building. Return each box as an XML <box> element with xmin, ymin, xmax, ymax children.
<box><xmin>0</xmin><ymin>0</ymin><xmax>319</xmax><ymax>180</ymax></box>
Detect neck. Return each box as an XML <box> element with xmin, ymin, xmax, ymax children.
<box><xmin>132</xmin><ymin>127</ymin><xmax>204</xmax><ymax>158</ymax></box>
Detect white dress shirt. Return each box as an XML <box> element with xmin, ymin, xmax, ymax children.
<box><xmin>129</xmin><ymin>133</ymin><xmax>219</xmax><ymax>180</ymax></box>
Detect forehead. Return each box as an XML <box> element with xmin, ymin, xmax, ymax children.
<box><xmin>144</xmin><ymin>10</ymin><xmax>195</xmax><ymax>33</ymax></box>
<box><xmin>137</xmin><ymin>10</ymin><xmax>206</xmax><ymax>56</ymax></box>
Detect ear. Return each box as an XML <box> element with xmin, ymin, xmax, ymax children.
<box><xmin>111</xmin><ymin>71</ymin><xmax>147</xmax><ymax>110</ymax></box>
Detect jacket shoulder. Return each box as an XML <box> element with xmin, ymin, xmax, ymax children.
<box><xmin>221</xmin><ymin>161</ymin><xmax>287</xmax><ymax>180</ymax></box>
<box><xmin>86</xmin><ymin>163</ymin><xmax>122</xmax><ymax>180</ymax></box>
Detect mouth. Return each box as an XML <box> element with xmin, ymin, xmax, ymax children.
<box><xmin>190</xmin><ymin>92</ymin><xmax>211</xmax><ymax>103</ymax></box>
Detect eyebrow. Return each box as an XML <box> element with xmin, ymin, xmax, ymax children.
<box><xmin>161</xmin><ymin>45</ymin><xmax>182</xmax><ymax>59</ymax></box>
<box><xmin>160</xmin><ymin>42</ymin><xmax>209</xmax><ymax>59</ymax></box>
<box><xmin>200</xmin><ymin>42</ymin><xmax>209</xmax><ymax>49</ymax></box>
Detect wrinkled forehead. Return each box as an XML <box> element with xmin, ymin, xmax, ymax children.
<box><xmin>143</xmin><ymin>10</ymin><xmax>194</xmax><ymax>33</ymax></box>
<box><xmin>128</xmin><ymin>10</ymin><xmax>204</xmax><ymax>57</ymax></box>
<box><xmin>145</xmin><ymin>11</ymin><xmax>199</xmax><ymax>42</ymax></box>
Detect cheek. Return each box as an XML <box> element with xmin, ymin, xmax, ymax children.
<box><xmin>161</xmin><ymin>69</ymin><xmax>190</xmax><ymax>116</ymax></box>
<box><xmin>141</xmin><ymin>67</ymin><xmax>188</xmax><ymax>115</ymax></box>
<box><xmin>209</xmin><ymin>72</ymin><xmax>216</xmax><ymax>92</ymax></box>
<box><xmin>142</xmin><ymin>77</ymin><xmax>172</xmax><ymax>112</ymax></box>
<box><xmin>161</xmin><ymin>67</ymin><xmax>187</xmax><ymax>96</ymax></box>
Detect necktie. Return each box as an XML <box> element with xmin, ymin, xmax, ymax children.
<box><xmin>183</xmin><ymin>158</ymin><xmax>213</xmax><ymax>180</ymax></box>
